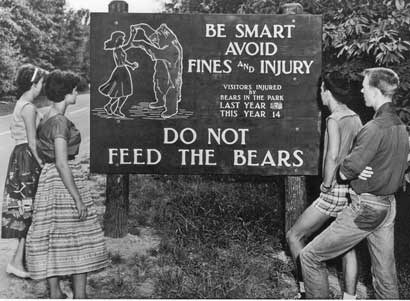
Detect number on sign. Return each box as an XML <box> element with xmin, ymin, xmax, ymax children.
<box><xmin>272</xmin><ymin>111</ymin><xmax>281</xmax><ymax>118</ymax></box>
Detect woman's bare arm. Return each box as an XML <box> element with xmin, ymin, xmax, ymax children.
<box><xmin>55</xmin><ymin>137</ymin><xmax>87</xmax><ymax>220</ymax></box>
<box><xmin>21</xmin><ymin>104</ymin><xmax>43</xmax><ymax>167</ymax></box>
<box><xmin>322</xmin><ymin>118</ymin><xmax>340</xmax><ymax>187</ymax></box>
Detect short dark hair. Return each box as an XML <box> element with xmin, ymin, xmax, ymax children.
<box><xmin>45</xmin><ymin>70</ymin><xmax>80</xmax><ymax>103</ymax></box>
<box><xmin>322</xmin><ymin>71</ymin><xmax>351</xmax><ymax>104</ymax></box>
<box><xmin>363</xmin><ymin>67</ymin><xmax>399</xmax><ymax>98</ymax></box>
<box><xmin>15</xmin><ymin>64</ymin><xmax>48</xmax><ymax>99</ymax></box>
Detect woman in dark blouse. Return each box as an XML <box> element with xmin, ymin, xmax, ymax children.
<box><xmin>26</xmin><ymin>70</ymin><xmax>108</xmax><ymax>299</ymax></box>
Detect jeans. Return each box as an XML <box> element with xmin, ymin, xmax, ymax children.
<box><xmin>300</xmin><ymin>193</ymin><xmax>398</xmax><ymax>299</ymax></box>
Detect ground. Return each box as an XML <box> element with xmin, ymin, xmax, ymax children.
<box><xmin>0</xmin><ymin>154</ymin><xmax>161</xmax><ymax>299</ymax></box>
<box><xmin>2</xmin><ymin>150</ymin><xmax>406</xmax><ymax>298</ymax></box>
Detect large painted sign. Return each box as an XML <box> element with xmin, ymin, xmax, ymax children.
<box><xmin>90</xmin><ymin>13</ymin><xmax>322</xmax><ymax>175</ymax></box>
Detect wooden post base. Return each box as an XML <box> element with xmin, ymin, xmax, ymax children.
<box><xmin>104</xmin><ymin>174</ymin><xmax>129</xmax><ymax>238</ymax></box>
<box><xmin>285</xmin><ymin>176</ymin><xmax>307</xmax><ymax>232</ymax></box>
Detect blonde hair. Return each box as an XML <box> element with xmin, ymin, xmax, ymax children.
<box><xmin>363</xmin><ymin>67</ymin><xmax>400</xmax><ymax>98</ymax></box>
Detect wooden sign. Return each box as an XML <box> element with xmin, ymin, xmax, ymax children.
<box><xmin>90</xmin><ymin>13</ymin><xmax>322</xmax><ymax>175</ymax></box>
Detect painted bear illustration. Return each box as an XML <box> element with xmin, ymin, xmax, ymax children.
<box><xmin>132</xmin><ymin>23</ymin><xmax>183</xmax><ymax>119</ymax></box>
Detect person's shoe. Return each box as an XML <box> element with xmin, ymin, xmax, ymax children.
<box><xmin>294</xmin><ymin>292</ymin><xmax>306</xmax><ymax>299</ymax></box>
<box><xmin>6</xmin><ymin>264</ymin><xmax>30</xmax><ymax>279</ymax></box>
<box><xmin>343</xmin><ymin>292</ymin><xmax>357</xmax><ymax>299</ymax></box>
<box><xmin>59</xmin><ymin>280</ymin><xmax>74</xmax><ymax>299</ymax></box>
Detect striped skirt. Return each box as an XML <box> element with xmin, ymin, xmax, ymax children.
<box><xmin>26</xmin><ymin>161</ymin><xmax>108</xmax><ymax>280</ymax></box>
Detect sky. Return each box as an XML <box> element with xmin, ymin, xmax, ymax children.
<box><xmin>65</xmin><ymin>0</ymin><xmax>166</xmax><ymax>13</ymax></box>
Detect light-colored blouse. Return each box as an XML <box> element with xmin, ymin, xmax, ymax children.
<box><xmin>10</xmin><ymin>99</ymin><xmax>41</xmax><ymax>145</ymax></box>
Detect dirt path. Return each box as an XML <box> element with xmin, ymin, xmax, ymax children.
<box><xmin>0</xmin><ymin>240</ymin><xmax>19</xmax><ymax>295</ymax></box>
<box><xmin>0</xmin><ymin>231</ymin><xmax>161</xmax><ymax>298</ymax></box>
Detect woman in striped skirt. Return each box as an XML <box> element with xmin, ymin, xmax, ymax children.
<box><xmin>26</xmin><ymin>70</ymin><xmax>108</xmax><ymax>298</ymax></box>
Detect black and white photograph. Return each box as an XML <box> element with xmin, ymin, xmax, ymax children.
<box><xmin>0</xmin><ymin>0</ymin><xmax>409</xmax><ymax>299</ymax></box>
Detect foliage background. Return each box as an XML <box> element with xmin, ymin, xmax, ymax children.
<box><xmin>165</xmin><ymin>0</ymin><xmax>410</xmax><ymax>127</ymax></box>
<box><xmin>0</xmin><ymin>0</ymin><xmax>409</xmax><ymax>298</ymax></box>
<box><xmin>0</xmin><ymin>0</ymin><xmax>90</xmax><ymax>96</ymax></box>
<box><xmin>1</xmin><ymin>0</ymin><xmax>408</xmax><ymax>128</ymax></box>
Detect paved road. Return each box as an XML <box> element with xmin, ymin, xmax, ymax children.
<box><xmin>0</xmin><ymin>94</ymin><xmax>90</xmax><ymax>293</ymax></box>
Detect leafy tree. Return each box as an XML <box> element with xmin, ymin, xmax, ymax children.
<box><xmin>53</xmin><ymin>8</ymin><xmax>90</xmax><ymax>83</ymax></box>
<box><xmin>2</xmin><ymin>0</ymin><xmax>60</xmax><ymax>69</ymax></box>
<box><xmin>0</xmin><ymin>6</ymin><xmax>21</xmax><ymax>95</ymax></box>
<box><xmin>0</xmin><ymin>0</ymin><xmax>59</xmax><ymax>95</ymax></box>
<box><xmin>0</xmin><ymin>0</ymin><xmax>90</xmax><ymax>97</ymax></box>
<box><xmin>165</xmin><ymin>0</ymin><xmax>410</xmax><ymax>129</ymax></box>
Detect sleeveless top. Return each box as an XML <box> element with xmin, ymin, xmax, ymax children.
<box><xmin>36</xmin><ymin>114</ymin><xmax>81</xmax><ymax>163</ymax></box>
<box><xmin>323</xmin><ymin>109</ymin><xmax>363</xmax><ymax>184</ymax></box>
<box><xmin>10</xmin><ymin>99</ymin><xmax>41</xmax><ymax>145</ymax></box>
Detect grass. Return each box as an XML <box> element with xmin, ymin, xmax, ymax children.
<box><xmin>126</xmin><ymin>173</ymin><xmax>410</xmax><ymax>298</ymax></box>
<box><xmin>154</xmin><ymin>241</ymin><xmax>294</xmax><ymax>298</ymax></box>
<box><xmin>74</xmin><ymin>141</ymin><xmax>410</xmax><ymax>298</ymax></box>
<box><xmin>128</xmin><ymin>174</ymin><xmax>297</xmax><ymax>298</ymax></box>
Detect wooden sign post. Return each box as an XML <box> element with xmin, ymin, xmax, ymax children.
<box><xmin>103</xmin><ymin>0</ymin><xmax>130</xmax><ymax>238</ymax></box>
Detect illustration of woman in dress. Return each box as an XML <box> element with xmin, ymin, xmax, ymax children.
<box><xmin>98</xmin><ymin>28</ymin><xmax>139</xmax><ymax>118</ymax></box>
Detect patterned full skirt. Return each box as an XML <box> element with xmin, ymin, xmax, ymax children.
<box><xmin>26</xmin><ymin>160</ymin><xmax>108</xmax><ymax>279</ymax></box>
<box><xmin>1</xmin><ymin>143</ymin><xmax>41</xmax><ymax>238</ymax></box>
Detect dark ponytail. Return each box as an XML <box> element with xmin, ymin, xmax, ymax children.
<box><xmin>15</xmin><ymin>64</ymin><xmax>48</xmax><ymax>99</ymax></box>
